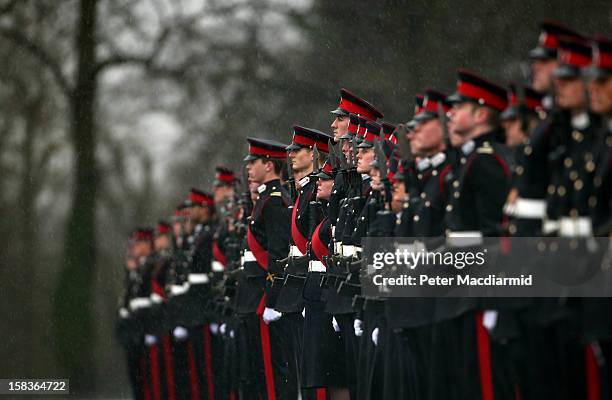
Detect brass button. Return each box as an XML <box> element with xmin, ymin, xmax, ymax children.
<box><xmin>515</xmin><ymin>166</ymin><xmax>524</xmax><ymax>175</ymax></box>
<box><xmin>453</xmin><ymin>180</ymin><xmax>460</xmax><ymax>188</ymax></box>
<box><xmin>453</xmin><ymin>192</ymin><xmax>460</xmax><ymax>198</ymax></box>
<box><xmin>572</xmin><ymin>130</ymin><xmax>583</xmax><ymax>142</ymax></box>
<box><xmin>432</xmin><ymin>170</ymin><xmax>438</xmax><ymax>176</ymax></box>
<box><xmin>548</xmin><ymin>184</ymin><xmax>556</xmax><ymax>194</ymax></box>
<box><xmin>413</xmin><ymin>215</ymin><xmax>420</xmax><ymax>222</ymax></box>
<box><xmin>589</xmin><ymin>196</ymin><xmax>597</xmax><ymax>207</ymax></box>
<box><xmin>421</xmin><ymin>192</ymin><xmax>426</xmax><ymax>199</ymax></box>
<box><xmin>569</xmin><ymin>208</ymin><xmax>578</xmax><ymax>218</ymax></box>
<box><xmin>446</xmin><ymin>205</ymin><xmax>453</xmax><ymax>212</ymax></box>
<box><xmin>557</xmin><ymin>186</ymin><xmax>566</xmax><ymax>196</ymax></box>
<box><xmin>586</xmin><ymin>161</ymin><xmax>595</xmax><ymax>172</ymax></box>
<box><xmin>524</xmin><ymin>146</ymin><xmax>532</xmax><ymax>155</ymax></box>
<box><xmin>569</xmin><ymin>171</ymin><xmax>578</xmax><ymax>181</ymax></box>
<box><xmin>574</xmin><ymin>180</ymin><xmax>583</xmax><ymax>190</ymax></box>
<box><xmin>564</xmin><ymin>158</ymin><xmax>573</xmax><ymax>168</ymax></box>
<box><xmin>509</xmin><ymin>224</ymin><xmax>517</xmax><ymax>235</ymax></box>
<box><xmin>425</xmin><ymin>201</ymin><xmax>431</xmax><ymax>207</ymax></box>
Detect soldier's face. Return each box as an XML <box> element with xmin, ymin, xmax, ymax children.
<box><xmin>154</xmin><ymin>235</ymin><xmax>170</xmax><ymax>251</ymax></box>
<box><xmin>502</xmin><ymin>118</ymin><xmax>525</xmax><ymax>148</ymax></box>
<box><xmin>172</xmin><ymin>220</ymin><xmax>183</xmax><ymax>237</ymax></box>
<box><xmin>214</xmin><ymin>185</ymin><xmax>234</xmax><ymax>205</ymax></box>
<box><xmin>531</xmin><ymin>59</ymin><xmax>557</xmax><ymax>92</ymax></box>
<box><xmin>331</xmin><ymin>115</ymin><xmax>349</xmax><ymax>141</ymax></box>
<box><xmin>449</xmin><ymin>102</ymin><xmax>477</xmax><ymax>145</ymax></box>
<box><xmin>413</xmin><ymin>118</ymin><xmax>443</xmax><ymax>155</ymax></box>
<box><xmin>370</xmin><ymin>168</ymin><xmax>382</xmax><ymax>191</ymax></box>
<box><xmin>289</xmin><ymin>148</ymin><xmax>313</xmax><ymax>172</ymax></box>
<box><xmin>316</xmin><ymin>178</ymin><xmax>333</xmax><ymax>200</ymax></box>
<box><xmin>341</xmin><ymin>139</ymin><xmax>352</xmax><ymax>159</ymax></box>
<box><xmin>392</xmin><ymin>181</ymin><xmax>406</xmax><ymax>213</ymax></box>
<box><xmin>247</xmin><ymin>158</ymin><xmax>268</xmax><ymax>184</ymax></box>
<box><xmin>588</xmin><ymin>76</ymin><xmax>612</xmax><ymax>114</ymax></box>
<box><xmin>133</xmin><ymin>240</ymin><xmax>152</xmax><ymax>257</ymax></box>
<box><xmin>357</xmin><ymin>148</ymin><xmax>374</xmax><ymax>173</ymax></box>
<box><xmin>405</xmin><ymin>128</ymin><xmax>419</xmax><ymax>154</ymax></box>
<box><xmin>554</xmin><ymin>77</ymin><xmax>586</xmax><ymax>110</ymax></box>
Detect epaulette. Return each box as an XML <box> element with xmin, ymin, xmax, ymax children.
<box><xmin>476</xmin><ymin>146</ymin><xmax>494</xmax><ymax>154</ymax></box>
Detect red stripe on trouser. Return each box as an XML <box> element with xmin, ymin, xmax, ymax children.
<box><xmin>203</xmin><ymin>325</ymin><xmax>216</xmax><ymax>400</ymax></box>
<box><xmin>141</xmin><ymin>354</ymin><xmax>152</xmax><ymax>400</ymax></box>
<box><xmin>162</xmin><ymin>336</ymin><xmax>176</xmax><ymax>400</ymax></box>
<box><xmin>585</xmin><ymin>343</ymin><xmax>600</xmax><ymax>400</ymax></box>
<box><xmin>187</xmin><ymin>341</ymin><xmax>201</xmax><ymax>400</ymax></box>
<box><xmin>260</xmin><ymin>318</ymin><xmax>276</xmax><ymax>400</ymax></box>
<box><xmin>316</xmin><ymin>387</ymin><xmax>327</xmax><ymax>400</ymax></box>
<box><xmin>476</xmin><ymin>312</ymin><xmax>494</xmax><ymax>400</ymax></box>
<box><xmin>150</xmin><ymin>344</ymin><xmax>161</xmax><ymax>400</ymax></box>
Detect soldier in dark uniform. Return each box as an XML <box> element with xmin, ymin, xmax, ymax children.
<box><xmin>326</xmin><ymin>88</ymin><xmax>384</xmax><ymax>400</ymax></box>
<box><xmin>300</xmin><ymin>161</ymin><xmax>348</xmax><ymax>400</ymax></box>
<box><xmin>583</xmin><ymin>33</ymin><xmax>612</xmax><ymax>397</ymax></box>
<box><xmin>244</xmin><ymin>137</ymin><xmax>296</xmax><ymax>400</ymax></box>
<box><xmin>281</xmin><ymin>125</ymin><xmax>333</xmax><ymax>399</ymax></box>
<box><xmin>543</xmin><ymin>35</ymin><xmax>606</xmax><ymax>400</ymax></box>
<box><xmin>431</xmin><ymin>70</ymin><xmax>513</xmax><ymax>400</ymax></box>
<box><xmin>117</xmin><ymin>228</ymin><xmax>154</xmax><ymax>400</ymax></box>
<box><xmin>382</xmin><ymin>90</ymin><xmax>453</xmax><ymax>400</ymax></box>
<box><xmin>184</xmin><ymin>188</ymin><xmax>218</xmax><ymax>400</ymax></box>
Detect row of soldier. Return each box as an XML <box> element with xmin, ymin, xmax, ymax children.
<box><xmin>117</xmin><ymin>20</ymin><xmax>612</xmax><ymax>400</ymax></box>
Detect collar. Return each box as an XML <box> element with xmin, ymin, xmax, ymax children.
<box><xmin>571</xmin><ymin>112</ymin><xmax>590</xmax><ymax>130</ymax></box>
<box><xmin>461</xmin><ymin>140</ymin><xmax>475</xmax><ymax>155</ymax></box>
<box><xmin>257</xmin><ymin>184</ymin><xmax>267</xmax><ymax>193</ymax></box>
<box><xmin>430</xmin><ymin>152</ymin><xmax>446</xmax><ymax>167</ymax></box>
<box><xmin>299</xmin><ymin>176</ymin><xmax>310</xmax><ymax>187</ymax></box>
<box><xmin>416</xmin><ymin>158</ymin><xmax>431</xmax><ymax>171</ymax></box>
<box><xmin>361</xmin><ymin>174</ymin><xmax>371</xmax><ymax>181</ymax></box>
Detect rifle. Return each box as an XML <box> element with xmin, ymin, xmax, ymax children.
<box><xmin>286</xmin><ymin>154</ymin><xmax>296</xmax><ymax>203</ymax></box>
<box><xmin>374</xmin><ymin>141</ymin><xmax>393</xmax><ymax>210</ymax></box>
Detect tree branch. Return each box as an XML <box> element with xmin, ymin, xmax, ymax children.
<box><xmin>0</xmin><ymin>27</ymin><xmax>72</xmax><ymax>95</ymax></box>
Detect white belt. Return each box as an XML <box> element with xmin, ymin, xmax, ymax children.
<box><xmin>331</xmin><ymin>226</ymin><xmax>336</xmax><ymax>239</ymax></box>
<box><xmin>446</xmin><ymin>231</ymin><xmax>483</xmax><ymax>247</ymax></box>
<box><xmin>308</xmin><ymin>260</ymin><xmax>326</xmax><ymax>272</ymax></box>
<box><xmin>334</xmin><ymin>241</ymin><xmax>342</xmax><ymax>254</ymax></box>
<box><xmin>243</xmin><ymin>250</ymin><xmax>256</xmax><ymax>263</ymax></box>
<box><xmin>188</xmin><ymin>273</ymin><xmax>210</xmax><ymax>284</ymax></box>
<box><xmin>129</xmin><ymin>297</ymin><xmax>152</xmax><ymax>311</ymax></box>
<box><xmin>212</xmin><ymin>260</ymin><xmax>225</xmax><ymax>272</ymax></box>
<box><xmin>341</xmin><ymin>245</ymin><xmax>362</xmax><ymax>257</ymax></box>
<box><xmin>559</xmin><ymin>217</ymin><xmax>592</xmax><ymax>237</ymax></box>
<box><xmin>342</xmin><ymin>245</ymin><xmax>356</xmax><ymax>257</ymax></box>
<box><xmin>542</xmin><ymin>219</ymin><xmax>559</xmax><ymax>235</ymax></box>
<box><xmin>170</xmin><ymin>283</ymin><xmax>190</xmax><ymax>296</ymax></box>
<box><xmin>289</xmin><ymin>245</ymin><xmax>304</xmax><ymax>257</ymax></box>
<box><xmin>150</xmin><ymin>293</ymin><xmax>164</xmax><ymax>304</ymax></box>
<box><xmin>506</xmin><ymin>198</ymin><xmax>547</xmax><ymax>219</ymax></box>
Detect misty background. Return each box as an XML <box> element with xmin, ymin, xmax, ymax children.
<box><xmin>0</xmin><ymin>0</ymin><xmax>609</xmax><ymax>397</ymax></box>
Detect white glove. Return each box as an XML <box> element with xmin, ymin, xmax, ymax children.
<box><xmin>209</xmin><ymin>322</ymin><xmax>219</xmax><ymax>335</ymax></box>
<box><xmin>262</xmin><ymin>307</ymin><xmax>283</xmax><ymax>324</ymax></box>
<box><xmin>220</xmin><ymin>323</ymin><xmax>227</xmax><ymax>335</ymax></box>
<box><xmin>354</xmin><ymin>319</ymin><xmax>363</xmax><ymax>337</ymax></box>
<box><xmin>144</xmin><ymin>334</ymin><xmax>157</xmax><ymax>346</ymax></box>
<box><xmin>372</xmin><ymin>327</ymin><xmax>379</xmax><ymax>346</ymax></box>
<box><xmin>173</xmin><ymin>326</ymin><xmax>188</xmax><ymax>341</ymax></box>
<box><xmin>332</xmin><ymin>316</ymin><xmax>340</xmax><ymax>332</ymax></box>
<box><xmin>483</xmin><ymin>310</ymin><xmax>499</xmax><ymax>332</ymax></box>
<box><xmin>302</xmin><ymin>308</ymin><xmax>306</xmax><ymax>318</ymax></box>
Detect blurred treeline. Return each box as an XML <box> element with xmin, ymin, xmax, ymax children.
<box><xmin>0</xmin><ymin>0</ymin><xmax>609</xmax><ymax>397</ymax></box>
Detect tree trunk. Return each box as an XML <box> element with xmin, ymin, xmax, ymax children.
<box><xmin>54</xmin><ymin>0</ymin><xmax>99</xmax><ymax>394</ymax></box>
